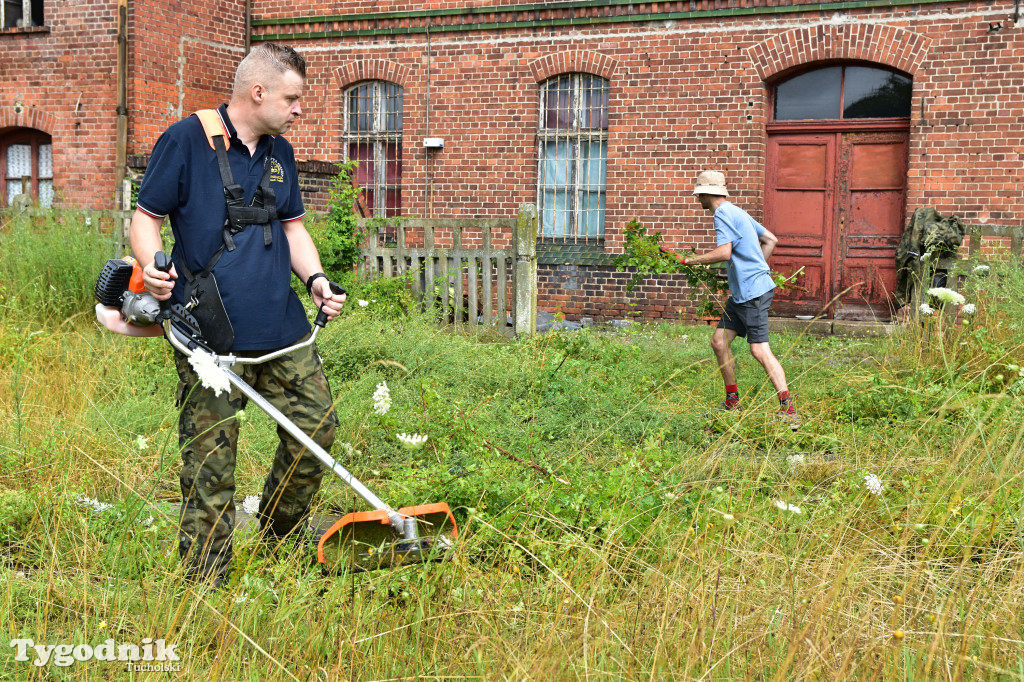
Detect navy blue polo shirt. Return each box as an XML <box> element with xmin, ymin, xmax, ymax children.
<box><xmin>137</xmin><ymin>104</ymin><xmax>310</xmax><ymax>351</ymax></box>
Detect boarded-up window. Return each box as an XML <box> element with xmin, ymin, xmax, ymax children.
<box><xmin>537</xmin><ymin>74</ymin><xmax>609</xmax><ymax>240</ymax></box>
<box><xmin>343</xmin><ymin>81</ymin><xmax>402</xmax><ymax>218</ymax></box>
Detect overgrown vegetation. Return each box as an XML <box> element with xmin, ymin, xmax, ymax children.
<box><xmin>1</xmin><ymin>210</ymin><xmax>1023</xmax><ymax>679</ymax></box>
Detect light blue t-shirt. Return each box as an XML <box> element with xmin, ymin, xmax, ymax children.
<box><xmin>714</xmin><ymin>201</ymin><xmax>776</xmax><ymax>303</ymax></box>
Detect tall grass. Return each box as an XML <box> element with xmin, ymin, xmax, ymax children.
<box><xmin>1</xmin><ymin>212</ymin><xmax>1023</xmax><ymax>679</ymax></box>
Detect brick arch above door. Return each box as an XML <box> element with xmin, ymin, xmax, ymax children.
<box><xmin>746</xmin><ymin>24</ymin><xmax>932</xmax><ymax>82</ymax></box>
<box><xmin>0</xmin><ymin>106</ymin><xmax>57</xmax><ymax>135</ymax></box>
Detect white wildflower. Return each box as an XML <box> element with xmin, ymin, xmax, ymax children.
<box><xmin>786</xmin><ymin>453</ymin><xmax>806</xmax><ymax>467</ymax></box>
<box><xmin>358</xmin><ymin>299</ymin><xmax>369</xmax><ymax>307</ymax></box>
<box><xmin>188</xmin><ymin>351</ymin><xmax>230</xmax><ymax>397</ymax></box>
<box><xmin>973</xmin><ymin>264</ymin><xmax>990</xmax><ymax>275</ymax></box>
<box><xmin>77</xmin><ymin>495</ymin><xmax>114</xmax><ymax>514</ymax></box>
<box><xmin>372</xmin><ymin>381</ymin><xmax>391</xmax><ymax>416</ymax></box>
<box><xmin>135</xmin><ymin>435</ymin><xmax>149</xmax><ymax>450</ymax></box>
<box><xmin>139</xmin><ymin>515</ymin><xmax>154</xmax><ymax>527</ymax></box>
<box><xmin>397</xmin><ymin>433</ymin><xmax>429</xmax><ymax>450</ymax></box>
<box><xmin>960</xmin><ymin>303</ymin><xmax>976</xmax><ymax>316</ymax></box>
<box><xmin>721</xmin><ymin>512</ymin><xmax>735</xmax><ymax>522</ymax></box>
<box><xmin>919</xmin><ymin>303</ymin><xmax>934</xmax><ymax>316</ymax></box>
<box><xmin>864</xmin><ymin>474</ymin><xmax>884</xmax><ymax>496</ymax></box>
<box><xmin>241</xmin><ymin>494</ymin><xmax>261</xmax><ymax>515</ymax></box>
<box><xmin>927</xmin><ymin>287</ymin><xmax>966</xmax><ymax>306</ymax></box>
<box><xmin>774</xmin><ymin>500</ymin><xmax>802</xmax><ymax>514</ymax></box>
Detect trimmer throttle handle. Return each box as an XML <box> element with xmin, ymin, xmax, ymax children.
<box><xmin>314</xmin><ymin>281</ymin><xmax>347</xmax><ymax>328</ymax></box>
<box><xmin>153</xmin><ymin>251</ymin><xmax>173</xmax><ymax>320</ymax></box>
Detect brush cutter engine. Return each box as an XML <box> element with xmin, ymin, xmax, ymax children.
<box><xmin>94</xmin><ymin>257</ymin><xmax>162</xmax><ymax>327</ymax></box>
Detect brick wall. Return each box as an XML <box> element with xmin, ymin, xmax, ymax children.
<box><xmin>4</xmin><ymin>0</ymin><xmax>1021</xmax><ymax>322</ymax></box>
<box><xmin>249</xmin><ymin>0</ymin><xmax>1023</xmax><ymax>320</ymax></box>
<box><xmin>0</xmin><ymin>0</ymin><xmax>121</xmax><ymax>209</ymax></box>
<box><xmin>127</xmin><ymin>0</ymin><xmax>245</xmax><ymax>156</ymax></box>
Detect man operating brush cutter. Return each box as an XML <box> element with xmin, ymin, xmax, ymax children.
<box><xmin>116</xmin><ymin>43</ymin><xmax>456</xmax><ymax>584</ymax></box>
<box><xmin>660</xmin><ymin>171</ymin><xmax>800</xmax><ymax>431</ymax></box>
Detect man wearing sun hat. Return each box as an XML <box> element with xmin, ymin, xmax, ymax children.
<box><xmin>661</xmin><ymin>170</ymin><xmax>799</xmax><ymax>429</ymax></box>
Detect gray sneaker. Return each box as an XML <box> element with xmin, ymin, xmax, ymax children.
<box><xmin>775</xmin><ymin>407</ymin><xmax>800</xmax><ymax>431</ymax></box>
<box><xmin>716</xmin><ymin>401</ymin><xmax>742</xmax><ymax>412</ymax></box>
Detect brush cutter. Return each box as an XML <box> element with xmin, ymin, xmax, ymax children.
<box><xmin>94</xmin><ymin>251</ymin><xmax>458</xmax><ymax>573</ymax></box>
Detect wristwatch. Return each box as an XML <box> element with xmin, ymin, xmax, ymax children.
<box><xmin>305</xmin><ymin>272</ymin><xmax>327</xmax><ymax>295</ymax></box>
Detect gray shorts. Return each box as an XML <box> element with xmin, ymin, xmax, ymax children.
<box><xmin>717</xmin><ymin>290</ymin><xmax>773</xmax><ymax>344</ymax></box>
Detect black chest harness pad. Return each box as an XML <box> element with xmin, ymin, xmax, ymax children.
<box><xmin>170</xmin><ymin>109</ymin><xmax>280</xmax><ymax>353</ymax></box>
<box><xmin>194</xmin><ymin>108</ymin><xmax>278</xmax><ymax>257</ymax></box>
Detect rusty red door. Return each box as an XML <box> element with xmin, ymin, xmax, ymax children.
<box><xmin>834</xmin><ymin>131</ymin><xmax>909</xmax><ymax>320</ymax></box>
<box><xmin>765</xmin><ymin>130</ymin><xmax>908</xmax><ymax>320</ymax></box>
<box><xmin>764</xmin><ymin>134</ymin><xmax>836</xmax><ymax>316</ymax></box>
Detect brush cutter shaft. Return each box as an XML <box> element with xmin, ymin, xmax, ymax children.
<box><xmin>164</xmin><ymin>321</ymin><xmax>407</xmax><ymax>534</ymax></box>
<box><xmin>221</xmin><ymin>368</ymin><xmax>403</xmax><ymax>529</ymax></box>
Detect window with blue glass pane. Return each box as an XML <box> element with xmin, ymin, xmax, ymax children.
<box><xmin>538</xmin><ymin>74</ymin><xmax>609</xmax><ymax>240</ymax></box>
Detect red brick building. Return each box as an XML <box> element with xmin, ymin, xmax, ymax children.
<box><xmin>3</xmin><ymin>0</ymin><xmax>1022</xmax><ymax>321</ymax></box>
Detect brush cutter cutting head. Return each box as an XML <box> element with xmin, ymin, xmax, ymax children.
<box><xmin>317</xmin><ymin>503</ymin><xmax>457</xmax><ymax>573</ymax></box>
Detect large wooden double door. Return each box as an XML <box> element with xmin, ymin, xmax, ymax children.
<box><xmin>765</xmin><ymin>129</ymin><xmax>909</xmax><ymax>320</ymax></box>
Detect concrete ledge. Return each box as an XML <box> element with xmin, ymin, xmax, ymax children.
<box><xmin>769</xmin><ymin>317</ymin><xmax>891</xmax><ymax>337</ymax></box>
<box><xmin>832</xmin><ymin>320</ymin><xmax>892</xmax><ymax>337</ymax></box>
<box><xmin>769</xmin><ymin>318</ymin><xmax>833</xmax><ymax>335</ymax></box>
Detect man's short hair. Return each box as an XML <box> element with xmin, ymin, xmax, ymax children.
<box><xmin>233</xmin><ymin>43</ymin><xmax>306</xmax><ymax>97</ymax></box>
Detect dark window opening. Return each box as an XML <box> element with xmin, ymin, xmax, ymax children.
<box><xmin>774</xmin><ymin>65</ymin><xmax>911</xmax><ymax>121</ymax></box>
<box><xmin>3</xmin><ymin>0</ymin><xmax>43</xmax><ymax>28</ymax></box>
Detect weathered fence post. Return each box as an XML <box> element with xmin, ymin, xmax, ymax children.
<box><xmin>513</xmin><ymin>203</ymin><xmax>538</xmax><ymax>337</ymax></box>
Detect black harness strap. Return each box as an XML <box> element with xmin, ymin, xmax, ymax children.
<box><xmin>211</xmin><ymin>133</ymin><xmax>277</xmax><ymax>252</ymax></box>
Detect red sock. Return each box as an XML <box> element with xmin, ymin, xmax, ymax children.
<box><xmin>725</xmin><ymin>384</ymin><xmax>740</xmax><ymax>407</ymax></box>
<box><xmin>778</xmin><ymin>390</ymin><xmax>795</xmax><ymax>413</ymax></box>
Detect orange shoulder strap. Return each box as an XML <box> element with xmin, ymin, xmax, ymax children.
<box><xmin>193</xmin><ymin>109</ymin><xmax>229</xmax><ymax>151</ymax></box>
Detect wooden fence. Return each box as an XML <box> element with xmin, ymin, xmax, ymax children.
<box><xmin>937</xmin><ymin>223</ymin><xmax>1024</xmax><ymax>271</ymax></box>
<box><xmin>359</xmin><ymin>204</ymin><xmax>538</xmax><ymax>337</ymax></box>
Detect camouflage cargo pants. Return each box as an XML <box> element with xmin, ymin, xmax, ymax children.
<box><xmin>173</xmin><ymin>335</ymin><xmax>338</xmax><ymax>581</ymax></box>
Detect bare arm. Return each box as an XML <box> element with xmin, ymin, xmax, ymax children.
<box><xmin>759</xmin><ymin>229</ymin><xmax>778</xmax><ymax>261</ymax></box>
<box><xmin>282</xmin><ymin>218</ymin><xmax>346</xmax><ymax>321</ymax></box>
<box><xmin>660</xmin><ymin>242</ymin><xmax>732</xmax><ymax>266</ymax></box>
<box><xmin>686</xmin><ymin>242</ymin><xmax>733</xmax><ymax>266</ymax></box>
<box><xmin>128</xmin><ymin>209</ymin><xmax>177</xmax><ymax>300</ymax></box>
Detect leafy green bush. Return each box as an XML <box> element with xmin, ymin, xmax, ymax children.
<box><xmin>307</xmin><ymin>160</ymin><xmax>368</xmax><ymax>280</ymax></box>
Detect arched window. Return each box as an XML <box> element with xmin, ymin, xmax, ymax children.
<box><xmin>537</xmin><ymin>74</ymin><xmax>609</xmax><ymax>240</ymax></box>
<box><xmin>1</xmin><ymin>129</ymin><xmax>53</xmax><ymax>207</ymax></box>
<box><xmin>774</xmin><ymin>65</ymin><xmax>911</xmax><ymax>121</ymax></box>
<box><xmin>343</xmin><ymin>81</ymin><xmax>402</xmax><ymax>217</ymax></box>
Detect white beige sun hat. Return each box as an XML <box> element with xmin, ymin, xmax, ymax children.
<box><xmin>692</xmin><ymin>170</ymin><xmax>729</xmax><ymax>197</ymax></box>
